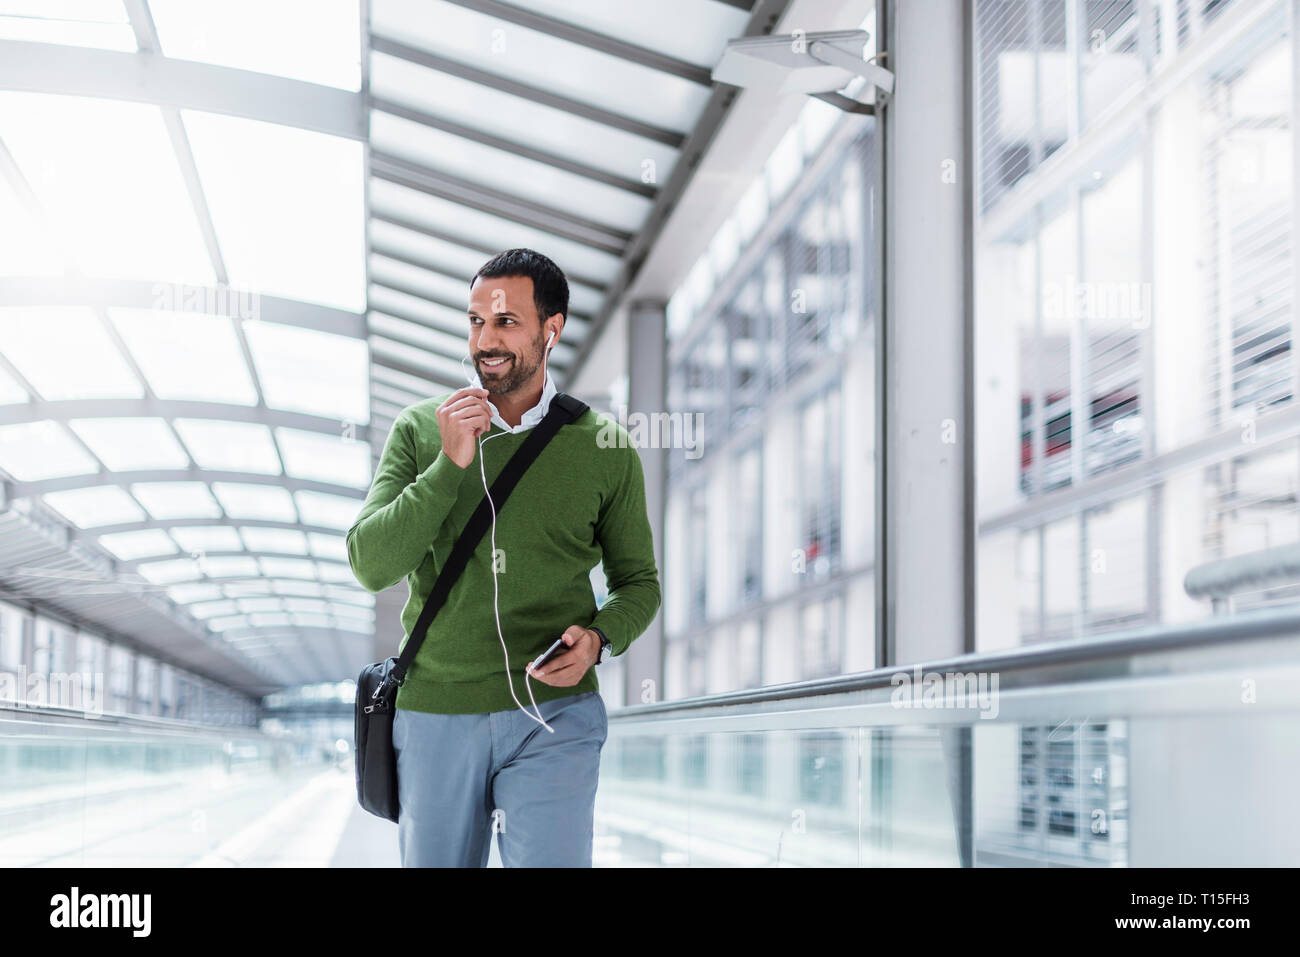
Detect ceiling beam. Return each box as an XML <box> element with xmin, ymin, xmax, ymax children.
<box><xmin>440</xmin><ymin>0</ymin><xmax>713</xmax><ymax>86</ymax></box>
<box><xmin>11</xmin><ymin>470</ymin><xmax>366</xmax><ymax>500</ymax></box>
<box><xmin>0</xmin><ymin>277</ymin><xmax>366</xmax><ymax>338</ymax></box>
<box><xmin>0</xmin><ymin>39</ymin><xmax>365</xmax><ymax>141</ymax></box>
<box><xmin>371</xmin><ymin>151</ymin><xmax>632</xmax><ymax>257</ymax></box>
<box><xmin>370</xmin><ymin>34</ymin><xmax>685</xmax><ymax>148</ymax></box>
<box><xmin>0</xmin><ymin>398</ymin><xmax>374</xmax><ymax>442</ymax></box>
<box><xmin>370</xmin><ymin>95</ymin><xmax>656</xmax><ymax>197</ymax></box>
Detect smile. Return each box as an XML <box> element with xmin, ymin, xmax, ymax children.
<box><xmin>480</xmin><ymin>357</ymin><xmax>510</xmax><ymax>369</ymax></box>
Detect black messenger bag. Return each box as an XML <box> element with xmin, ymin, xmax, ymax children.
<box><xmin>354</xmin><ymin>392</ymin><xmax>588</xmax><ymax>822</ymax></box>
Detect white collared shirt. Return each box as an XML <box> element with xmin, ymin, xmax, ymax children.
<box><xmin>467</xmin><ymin>369</ymin><xmax>556</xmax><ymax>434</ymax></box>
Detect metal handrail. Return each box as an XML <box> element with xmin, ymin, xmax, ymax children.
<box><xmin>609</xmin><ymin>605</ymin><xmax>1300</xmax><ymax>719</ymax></box>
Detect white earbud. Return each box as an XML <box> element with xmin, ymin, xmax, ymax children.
<box><xmin>546</xmin><ymin>330</ymin><xmax>555</xmax><ymax>349</ymax></box>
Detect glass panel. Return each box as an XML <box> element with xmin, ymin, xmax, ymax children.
<box><xmin>238</xmin><ymin>527</ymin><xmax>308</xmax><ymax>555</ymax></box>
<box><xmin>515</xmin><ymin>0</ymin><xmax>747</xmax><ymax>66</ymax></box>
<box><xmin>294</xmin><ymin>490</ymin><xmax>362</xmax><ymax>530</ymax></box>
<box><xmin>372</xmin><ymin>0</ymin><xmax>707</xmax><ymax>134</ymax></box>
<box><xmin>369</xmin><ymin>52</ymin><xmax>680</xmax><ymax>185</ymax></box>
<box><xmin>369</xmin><ymin>179</ymin><xmax>621</xmax><ymax>286</ymax></box>
<box><xmin>135</xmin><ymin>558</ymin><xmax>201</xmax><ymax>585</ymax></box>
<box><xmin>242</xmin><ymin>320</ymin><xmax>369</xmax><ymax>425</ymax></box>
<box><xmin>0</xmin><ymin>94</ymin><xmax>213</xmax><ymax>284</ymax></box>
<box><xmin>307</xmin><ymin>532</ymin><xmax>347</xmax><ymax>562</ymax></box>
<box><xmin>183</xmin><ymin>110</ymin><xmax>365</xmax><ymax>313</ymax></box>
<box><xmin>67</xmin><ymin>418</ymin><xmax>190</xmax><ymax>471</ymax></box>
<box><xmin>173</xmin><ymin>419</ymin><xmax>281</xmax><ymax>474</ymax></box>
<box><xmin>0</xmin><ymin>0</ymin><xmax>136</xmax><ymax>51</ymax></box>
<box><xmin>274</xmin><ymin>426</ymin><xmax>372</xmax><ymax>488</ymax></box>
<box><xmin>314</xmin><ymin>562</ymin><xmax>356</xmax><ymax>583</ymax></box>
<box><xmin>209</xmin><ymin>482</ymin><xmax>297</xmax><ymax>522</ymax></box>
<box><xmin>164</xmin><ymin>583</ymin><xmax>222</xmax><ymax>604</ymax></box>
<box><xmin>130</xmin><ymin>481</ymin><xmax>221</xmax><ymax>519</ymax></box>
<box><xmin>149</xmin><ymin>0</ymin><xmax>360</xmax><ymax>91</ymax></box>
<box><xmin>0</xmin><ymin>307</ymin><xmax>142</xmax><ymax>400</ymax></box>
<box><xmin>96</xmin><ymin>528</ymin><xmax>178</xmax><ymax>561</ymax></box>
<box><xmin>108</xmin><ymin>308</ymin><xmax>257</xmax><ymax>405</ymax></box>
<box><xmin>0</xmin><ymin>170</ymin><xmax>64</xmax><ymax>277</ymax></box>
<box><xmin>270</xmin><ymin>580</ymin><xmax>324</xmax><ymax>598</ymax></box>
<box><xmin>198</xmin><ymin>556</ymin><xmax>259</xmax><ymax>580</ymax></box>
<box><xmin>188</xmin><ymin>600</ymin><xmax>238</xmax><ymax>619</ymax></box>
<box><xmin>0</xmin><ymin>421</ymin><xmax>98</xmax><ymax>480</ymax></box>
<box><xmin>169</xmin><ymin>525</ymin><xmax>243</xmax><ymax>553</ymax></box>
<box><xmin>257</xmin><ymin>557</ymin><xmax>317</xmax><ymax>580</ymax></box>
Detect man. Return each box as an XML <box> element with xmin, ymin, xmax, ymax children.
<box><xmin>346</xmin><ymin>247</ymin><xmax>660</xmax><ymax>867</ymax></box>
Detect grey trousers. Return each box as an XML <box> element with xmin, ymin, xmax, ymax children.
<box><xmin>391</xmin><ymin>690</ymin><xmax>608</xmax><ymax>867</ymax></box>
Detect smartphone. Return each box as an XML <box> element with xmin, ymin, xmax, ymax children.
<box><xmin>528</xmin><ymin>636</ymin><xmax>569</xmax><ymax>672</ymax></box>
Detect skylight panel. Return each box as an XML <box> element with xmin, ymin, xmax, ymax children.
<box><xmin>322</xmin><ymin>584</ymin><xmax>372</xmax><ymax>605</ymax></box>
<box><xmin>107</xmin><ymin>308</ymin><xmax>257</xmax><ymax>405</ymax></box>
<box><xmin>130</xmin><ymin>481</ymin><xmax>221</xmax><ymax>519</ymax></box>
<box><xmin>315</xmin><ymin>562</ymin><xmax>356</xmax><ymax>583</ymax></box>
<box><xmin>294</xmin><ymin>490</ymin><xmax>361</xmax><ymax>530</ymax></box>
<box><xmin>136</xmin><ymin>557</ymin><xmax>200</xmax><ymax>585</ymax></box>
<box><xmin>0</xmin><ymin>421</ymin><xmax>99</xmax><ymax>480</ymax></box>
<box><xmin>210</xmin><ymin>482</ymin><xmax>297</xmax><ymax>522</ymax></box>
<box><xmin>169</xmin><ymin>525</ymin><xmax>243</xmax><ymax>553</ymax></box>
<box><xmin>331</xmin><ymin>603</ymin><xmax>374</xmax><ymax>621</ymax></box>
<box><xmin>238</xmin><ymin>527</ymin><xmax>308</xmax><ymax>555</ymax></box>
<box><xmin>291</xmin><ymin>612</ymin><xmax>335</xmax><ymax>629</ymax></box>
<box><xmin>172</xmin><ymin>419</ymin><xmax>282</xmax><ymax>474</ymax></box>
<box><xmin>207</xmin><ymin>615</ymin><xmax>247</xmax><ymax>632</ymax></box>
<box><xmin>235</xmin><ymin>598</ymin><xmax>284</xmax><ymax>615</ymax></box>
<box><xmin>271</xmin><ymin>580</ymin><xmax>324</xmax><ymax>598</ymax></box>
<box><xmin>149</xmin><ymin>0</ymin><xmax>361</xmax><ymax>91</ymax></box>
<box><xmin>97</xmin><ymin>528</ymin><xmax>178</xmax><ymax>561</ymax></box>
<box><xmin>334</xmin><ymin>617</ymin><xmax>371</xmax><ymax>633</ymax></box>
<box><xmin>42</xmin><ymin>485</ymin><xmax>145</xmax><ymax>527</ymax></box>
<box><xmin>0</xmin><ymin>171</ymin><xmax>65</xmax><ymax>276</ymax></box>
<box><xmin>0</xmin><ymin>1</ymin><xmax>137</xmax><ymax>52</ymax></box>
<box><xmin>275</xmin><ymin>426</ymin><xmax>371</xmax><ymax>488</ymax></box>
<box><xmin>258</xmin><ymin>557</ymin><xmax>316</xmax><ymax>580</ymax></box>
<box><xmin>183</xmin><ymin>110</ymin><xmax>366</xmax><ymax>312</ymax></box>
<box><xmin>0</xmin><ymin>364</ymin><xmax>29</xmax><ymax>404</ymax></box>
<box><xmin>369</xmin><ymin>179</ymin><xmax>622</xmax><ymax>285</ymax></box>
<box><xmin>0</xmin><ymin>93</ymin><xmax>214</xmax><ymax>284</ymax></box>
<box><xmin>166</xmin><ymin>582</ymin><xmax>222</xmax><ymax>603</ymax></box>
<box><xmin>248</xmin><ymin>612</ymin><xmax>293</xmax><ymax>628</ymax></box>
<box><xmin>189</xmin><ymin>600</ymin><xmax>239</xmax><ymax>619</ymax></box>
<box><xmin>0</xmin><ymin>307</ymin><xmax>142</xmax><ymax>400</ymax></box>
<box><xmin>242</xmin><ymin>320</ymin><xmax>369</xmax><ymax>425</ymax></box>
<box><xmin>199</xmin><ymin>556</ymin><xmax>259</xmax><ymax>579</ymax></box>
<box><xmin>222</xmin><ymin>581</ymin><xmax>272</xmax><ymax>598</ymax></box>
<box><xmin>67</xmin><ymin>418</ymin><xmax>190</xmax><ymax>471</ymax></box>
<box><xmin>307</xmin><ymin>532</ymin><xmax>347</xmax><ymax>562</ymax></box>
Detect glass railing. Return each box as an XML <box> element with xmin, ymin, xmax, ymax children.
<box><xmin>595</xmin><ymin>608</ymin><xmax>1300</xmax><ymax>867</ymax></box>
<box><xmin>0</xmin><ymin>704</ymin><xmax>334</xmax><ymax>867</ymax></box>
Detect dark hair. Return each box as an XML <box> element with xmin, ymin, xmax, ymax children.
<box><xmin>471</xmin><ymin>248</ymin><xmax>569</xmax><ymax>328</ymax></box>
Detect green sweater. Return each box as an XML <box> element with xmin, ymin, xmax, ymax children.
<box><xmin>346</xmin><ymin>394</ymin><xmax>661</xmax><ymax>714</ymax></box>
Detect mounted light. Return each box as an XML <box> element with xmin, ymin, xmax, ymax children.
<box><xmin>712</xmin><ymin>29</ymin><xmax>894</xmax><ymax>112</ymax></box>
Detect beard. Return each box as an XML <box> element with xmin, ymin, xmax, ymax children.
<box><xmin>475</xmin><ymin>328</ymin><xmax>545</xmax><ymax>396</ymax></box>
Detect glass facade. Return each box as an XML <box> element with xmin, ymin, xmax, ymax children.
<box><xmin>662</xmin><ymin>97</ymin><xmax>877</xmax><ymax>699</ymax></box>
<box><xmin>975</xmin><ymin>0</ymin><xmax>1297</xmax><ymax>644</ymax></box>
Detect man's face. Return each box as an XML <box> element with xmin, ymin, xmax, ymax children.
<box><xmin>467</xmin><ymin>274</ymin><xmax>552</xmax><ymax>396</ymax></box>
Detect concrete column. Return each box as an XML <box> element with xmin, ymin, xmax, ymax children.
<box><xmin>881</xmin><ymin>0</ymin><xmax>975</xmax><ymax>869</ymax></box>
<box><xmin>625</xmin><ymin>299</ymin><xmax>667</xmax><ymax>705</ymax></box>
<box><xmin>880</xmin><ymin>0</ymin><xmax>976</xmax><ymax>665</ymax></box>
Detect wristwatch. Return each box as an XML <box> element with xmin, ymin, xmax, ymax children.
<box><xmin>591</xmin><ymin>626</ymin><xmax>612</xmax><ymax>664</ymax></box>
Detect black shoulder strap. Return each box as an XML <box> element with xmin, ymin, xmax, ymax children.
<box><xmin>391</xmin><ymin>391</ymin><xmax>588</xmax><ymax>685</ymax></box>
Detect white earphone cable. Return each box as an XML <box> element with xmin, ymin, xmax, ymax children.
<box><xmin>462</xmin><ymin>335</ymin><xmax>559</xmax><ymax>734</ymax></box>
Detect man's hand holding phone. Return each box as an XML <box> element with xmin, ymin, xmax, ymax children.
<box><xmin>527</xmin><ymin>625</ymin><xmax>600</xmax><ymax>687</ymax></box>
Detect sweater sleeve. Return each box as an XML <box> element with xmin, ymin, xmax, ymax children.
<box><xmin>346</xmin><ymin>411</ymin><xmax>469</xmax><ymax>593</ymax></box>
<box><xmin>589</xmin><ymin>442</ymin><xmax>662</xmax><ymax>656</ymax></box>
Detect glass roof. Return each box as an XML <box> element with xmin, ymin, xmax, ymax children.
<box><xmin>1</xmin><ymin>0</ymin><xmax>757</xmax><ymax>690</ymax></box>
<box><xmin>0</xmin><ymin>2</ymin><xmax>136</xmax><ymax>52</ymax></box>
